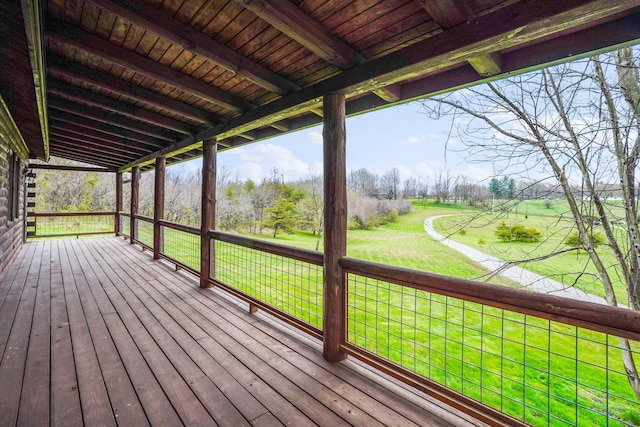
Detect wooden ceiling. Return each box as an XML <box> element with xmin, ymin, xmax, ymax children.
<box><xmin>5</xmin><ymin>0</ymin><xmax>640</xmax><ymax>171</ymax></box>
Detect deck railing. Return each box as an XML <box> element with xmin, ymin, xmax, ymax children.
<box><xmin>28</xmin><ymin>211</ymin><xmax>116</xmax><ymax>238</ymax></box>
<box><xmin>211</xmin><ymin>231</ymin><xmax>324</xmax><ymax>339</ymax></box>
<box><xmin>121</xmin><ymin>226</ymin><xmax>640</xmax><ymax>427</ymax></box>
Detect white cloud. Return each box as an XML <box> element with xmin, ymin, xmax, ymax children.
<box><xmin>398</xmin><ymin>136</ymin><xmax>423</xmax><ymax>146</ymax></box>
<box><xmin>236</xmin><ymin>162</ymin><xmax>264</xmax><ymax>182</ymax></box>
<box><xmin>395</xmin><ymin>165</ymin><xmax>412</xmax><ymax>182</ymax></box>
<box><xmin>307</xmin><ymin>131</ymin><xmax>323</xmax><ymax>145</ymax></box>
<box><xmin>415</xmin><ymin>162</ymin><xmax>436</xmax><ymax>178</ymax></box>
<box><xmin>230</xmin><ymin>143</ymin><xmax>319</xmax><ymax>181</ymax></box>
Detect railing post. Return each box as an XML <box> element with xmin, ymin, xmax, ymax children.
<box><xmin>154</xmin><ymin>157</ymin><xmax>165</xmax><ymax>259</ymax></box>
<box><xmin>200</xmin><ymin>138</ymin><xmax>216</xmax><ymax>288</ymax></box>
<box><xmin>130</xmin><ymin>166</ymin><xmax>139</xmax><ymax>244</ymax></box>
<box><xmin>115</xmin><ymin>171</ymin><xmax>122</xmax><ymax>235</ymax></box>
<box><xmin>323</xmin><ymin>93</ymin><xmax>347</xmax><ymax>362</ymax></box>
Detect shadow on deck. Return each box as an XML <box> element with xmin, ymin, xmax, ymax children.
<box><xmin>0</xmin><ymin>237</ymin><xmax>486</xmax><ymax>426</ymax></box>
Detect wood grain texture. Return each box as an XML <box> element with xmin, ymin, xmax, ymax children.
<box><xmin>0</xmin><ymin>237</ymin><xmax>475</xmax><ymax>426</ymax></box>
<box><xmin>322</xmin><ymin>93</ymin><xmax>347</xmax><ymax>362</ymax></box>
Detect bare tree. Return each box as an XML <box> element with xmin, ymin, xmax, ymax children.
<box><xmin>348</xmin><ymin>168</ymin><xmax>379</xmax><ymax>197</ymax></box>
<box><xmin>433</xmin><ymin>171</ymin><xmax>453</xmax><ymax>203</ymax></box>
<box><xmin>381</xmin><ymin>167</ymin><xmax>400</xmax><ymax>199</ymax></box>
<box><xmin>421</xmin><ymin>48</ymin><xmax>640</xmax><ymax>399</ymax></box>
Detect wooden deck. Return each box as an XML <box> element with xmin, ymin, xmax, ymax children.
<box><xmin>0</xmin><ymin>237</ymin><xmax>486</xmax><ymax>426</ymax></box>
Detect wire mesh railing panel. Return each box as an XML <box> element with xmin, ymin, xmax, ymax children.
<box><xmin>135</xmin><ymin>218</ymin><xmax>154</xmax><ymax>249</ymax></box>
<box><xmin>119</xmin><ymin>213</ymin><xmax>130</xmax><ymax>237</ymax></box>
<box><xmin>161</xmin><ymin>226</ymin><xmax>200</xmax><ymax>272</ymax></box>
<box><xmin>215</xmin><ymin>240</ymin><xmax>324</xmax><ymax>329</ymax></box>
<box><xmin>32</xmin><ymin>213</ymin><xmax>115</xmax><ymax>238</ymax></box>
<box><xmin>346</xmin><ymin>274</ymin><xmax>640</xmax><ymax>427</ymax></box>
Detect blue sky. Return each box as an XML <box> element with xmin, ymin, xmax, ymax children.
<box><xmin>180</xmin><ymin>101</ymin><xmax>495</xmax><ymax>184</ymax></box>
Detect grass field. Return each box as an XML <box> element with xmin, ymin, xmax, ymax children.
<box><xmin>433</xmin><ymin>204</ymin><xmax>629</xmax><ymax>300</ymax></box>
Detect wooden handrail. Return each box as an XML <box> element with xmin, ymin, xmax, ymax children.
<box><xmin>158</xmin><ymin>219</ymin><xmax>199</xmax><ymax>235</ymax></box>
<box><xmin>339</xmin><ymin>256</ymin><xmax>640</xmax><ymax>341</ymax></box>
<box><xmin>133</xmin><ymin>214</ymin><xmax>153</xmax><ymax>223</ymax></box>
<box><xmin>209</xmin><ymin>230</ymin><xmax>324</xmax><ymax>266</ymax></box>
<box><xmin>32</xmin><ymin>211</ymin><xmax>116</xmax><ymax>217</ymax></box>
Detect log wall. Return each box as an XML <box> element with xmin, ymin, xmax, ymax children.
<box><xmin>0</xmin><ymin>135</ymin><xmax>26</xmax><ymax>282</ymax></box>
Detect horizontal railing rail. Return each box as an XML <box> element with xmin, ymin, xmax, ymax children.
<box><xmin>159</xmin><ymin>219</ymin><xmax>199</xmax><ymax>235</ymax></box>
<box><xmin>32</xmin><ymin>211</ymin><xmax>117</xmax><ymax>217</ymax></box>
<box><xmin>210</xmin><ymin>231</ymin><xmax>324</xmax><ymax>265</ymax></box>
<box><xmin>133</xmin><ymin>214</ymin><xmax>154</xmax><ymax>223</ymax></box>
<box><xmin>339</xmin><ymin>257</ymin><xmax>640</xmax><ymax>341</ymax></box>
<box><xmin>28</xmin><ymin>211</ymin><xmax>117</xmax><ymax>238</ymax></box>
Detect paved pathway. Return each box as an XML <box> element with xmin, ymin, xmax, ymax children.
<box><xmin>424</xmin><ymin>215</ymin><xmax>607</xmax><ymax>305</ymax></box>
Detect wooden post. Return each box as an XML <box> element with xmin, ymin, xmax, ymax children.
<box><xmin>323</xmin><ymin>93</ymin><xmax>347</xmax><ymax>362</ymax></box>
<box><xmin>115</xmin><ymin>171</ymin><xmax>122</xmax><ymax>235</ymax></box>
<box><xmin>130</xmin><ymin>166</ymin><xmax>139</xmax><ymax>244</ymax></box>
<box><xmin>200</xmin><ymin>139</ymin><xmax>216</xmax><ymax>288</ymax></box>
<box><xmin>154</xmin><ymin>157</ymin><xmax>165</xmax><ymax>259</ymax></box>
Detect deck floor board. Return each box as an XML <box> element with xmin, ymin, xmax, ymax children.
<box><xmin>0</xmin><ymin>237</ymin><xmax>487</xmax><ymax>426</ymax></box>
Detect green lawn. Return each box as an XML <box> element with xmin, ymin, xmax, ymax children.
<box><xmin>433</xmin><ymin>209</ymin><xmax>629</xmax><ymax>300</ymax></box>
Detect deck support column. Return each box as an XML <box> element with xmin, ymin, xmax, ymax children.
<box><xmin>115</xmin><ymin>171</ymin><xmax>122</xmax><ymax>235</ymax></box>
<box><xmin>130</xmin><ymin>166</ymin><xmax>140</xmax><ymax>244</ymax></box>
<box><xmin>200</xmin><ymin>138</ymin><xmax>217</xmax><ymax>288</ymax></box>
<box><xmin>154</xmin><ymin>157</ymin><xmax>165</xmax><ymax>259</ymax></box>
<box><xmin>323</xmin><ymin>93</ymin><xmax>347</xmax><ymax>362</ymax></box>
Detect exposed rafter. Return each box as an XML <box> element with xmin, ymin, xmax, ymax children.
<box><xmin>48</xmin><ymin>55</ymin><xmax>218</xmax><ymax>125</ymax></box>
<box><xmin>87</xmin><ymin>0</ymin><xmax>300</xmax><ymax>95</ymax></box>
<box><xmin>234</xmin><ymin>0</ymin><xmax>366</xmax><ymax>70</ymax></box>
<box><xmin>46</xmin><ymin>14</ymin><xmax>255</xmax><ymax>114</ymax></box>
<box><xmin>48</xmin><ymin>97</ymin><xmax>179</xmax><ymax>142</ymax></box>
<box><xmin>49</xmin><ymin>110</ymin><xmax>173</xmax><ymax>146</ymax></box>
<box><xmin>49</xmin><ymin>119</ymin><xmax>164</xmax><ymax>150</ymax></box>
<box><xmin>50</xmin><ymin>129</ymin><xmax>149</xmax><ymax>157</ymax></box>
<box><xmin>418</xmin><ymin>0</ymin><xmax>502</xmax><ymax>76</ymax></box>
<box><xmin>47</xmin><ymin>79</ymin><xmax>197</xmax><ymax>134</ymax></box>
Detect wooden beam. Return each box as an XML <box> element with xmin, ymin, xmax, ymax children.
<box><xmin>49</xmin><ymin>119</ymin><xmax>164</xmax><ymax>150</ymax></box>
<box><xmin>123</xmin><ymin>0</ymin><xmax>640</xmax><ymax>171</ymax></box>
<box><xmin>49</xmin><ymin>136</ymin><xmax>139</xmax><ymax>162</ymax></box>
<box><xmin>48</xmin><ymin>96</ymin><xmax>181</xmax><ymax>142</ymax></box>
<box><xmin>130</xmin><ymin>166</ymin><xmax>140</xmax><ymax>243</ymax></box>
<box><xmin>48</xmin><ymin>55</ymin><xmax>218</xmax><ymax>125</ymax></box>
<box><xmin>234</xmin><ymin>0</ymin><xmax>365</xmax><ymax>69</ymax></box>
<box><xmin>49</xmin><ymin>129</ymin><xmax>150</xmax><ymax>157</ymax></box>
<box><xmin>467</xmin><ymin>53</ymin><xmax>502</xmax><ymax>77</ymax></box>
<box><xmin>28</xmin><ymin>163</ymin><xmax>115</xmax><ymax>172</ymax></box>
<box><xmin>87</xmin><ymin>0</ymin><xmax>300</xmax><ymax>95</ymax></box>
<box><xmin>49</xmin><ymin>111</ymin><xmax>169</xmax><ymax>147</ymax></box>
<box><xmin>417</xmin><ymin>0</ymin><xmax>471</xmax><ymax>28</ymax></box>
<box><xmin>417</xmin><ymin>0</ymin><xmax>503</xmax><ymax>76</ymax></box>
<box><xmin>373</xmin><ymin>86</ymin><xmax>402</xmax><ymax>102</ymax></box>
<box><xmin>47</xmin><ymin>79</ymin><xmax>196</xmax><ymax>134</ymax></box>
<box><xmin>46</xmin><ymin>14</ymin><xmax>255</xmax><ymax>113</ymax></box>
<box><xmin>116</xmin><ymin>171</ymin><xmax>123</xmax><ymax>234</ymax></box>
<box><xmin>323</xmin><ymin>93</ymin><xmax>347</xmax><ymax>362</ymax></box>
<box><xmin>154</xmin><ymin>157</ymin><xmax>165</xmax><ymax>259</ymax></box>
<box><xmin>21</xmin><ymin>0</ymin><xmax>50</xmax><ymax>160</ymax></box>
<box><xmin>200</xmin><ymin>139</ymin><xmax>216</xmax><ymax>288</ymax></box>
<box><xmin>49</xmin><ymin>146</ymin><xmax>122</xmax><ymax>168</ymax></box>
